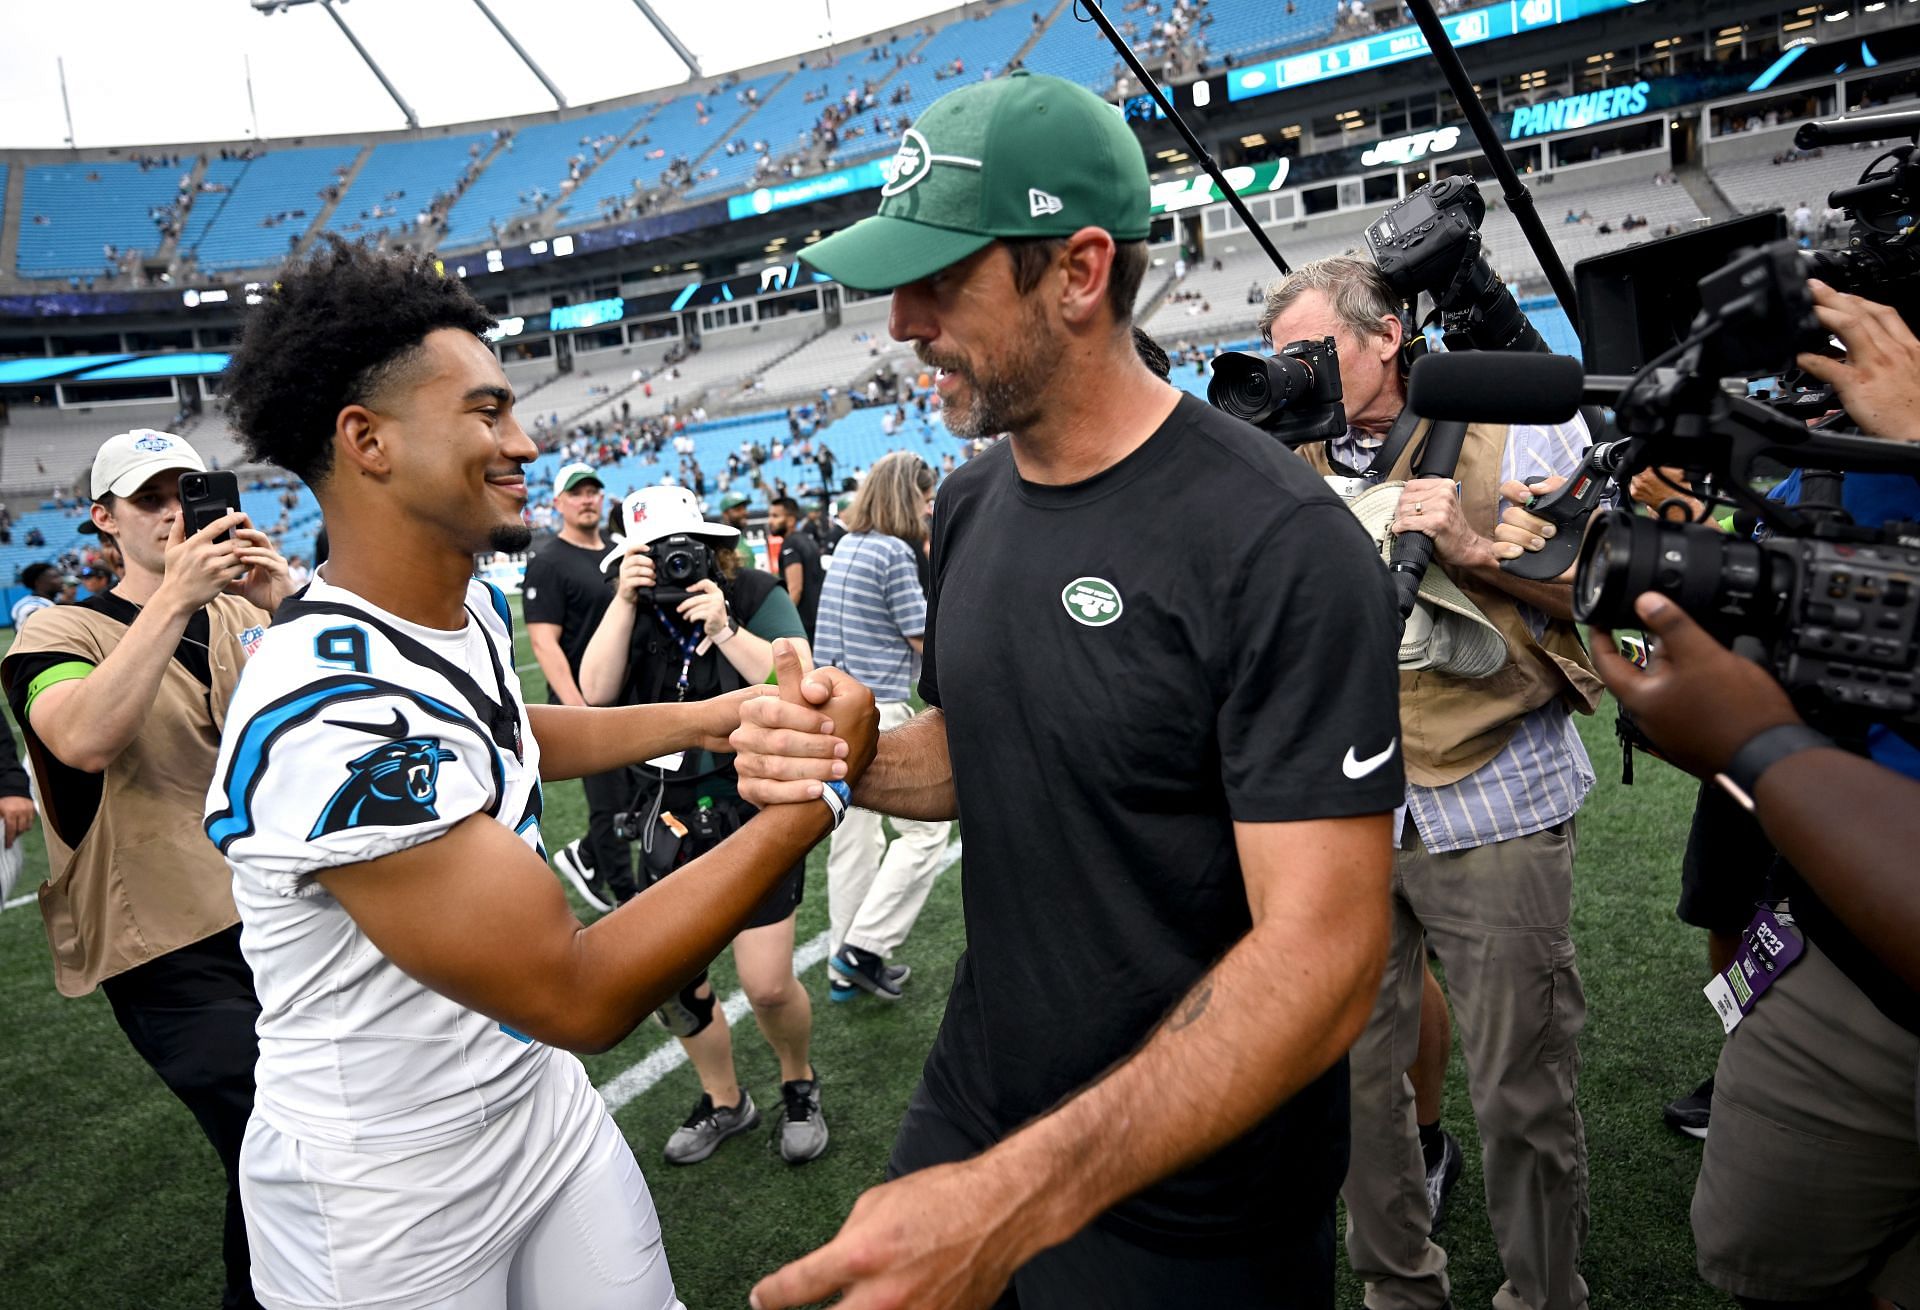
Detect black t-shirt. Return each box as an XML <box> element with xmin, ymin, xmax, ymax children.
<box><xmin>917</xmin><ymin>394</ymin><xmax>1405</xmax><ymax>1246</ymax></box>
<box><xmin>4</xmin><ymin>593</ymin><xmax>212</xmax><ymax>851</ymax></box>
<box><xmin>776</xmin><ymin>528</ymin><xmax>825</xmax><ymax>638</ymax></box>
<box><xmin>521</xmin><ymin>535</ymin><xmax>614</xmax><ymax>702</ymax></box>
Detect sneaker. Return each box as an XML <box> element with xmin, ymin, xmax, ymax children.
<box><xmin>828</xmin><ymin>978</ymin><xmax>861</xmax><ymax>1004</ymax></box>
<box><xmin>829</xmin><ymin>946</ymin><xmax>910</xmax><ymax>1000</ymax></box>
<box><xmin>663</xmin><ymin>1090</ymin><xmax>759</xmax><ymax>1165</ymax></box>
<box><xmin>778</xmin><ymin>1077</ymin><xmax>828</xmax><ymax>1163</ymax></box>
<box><xmin>1663</xmin><ymin>1076</ymin><xmax>1713</xmax><ymax>1140</ymax></box>
<box><xmin>1424</xmin><ymin>1129</ymin><xmax>1464</xmax><ymax>1232</ymax></box>
<box><xmin>552</xmin><ymin>838</ymin><xmax>612</xmax><ymax>914</ymax></box>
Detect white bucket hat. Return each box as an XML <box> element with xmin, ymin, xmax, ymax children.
<box><xmin>1344</xmin><ymin>481</ymin><xmax>1509</xmax><ymax>680</ymax></box>
<box><xmin>600</xmin><ymin>485</ymin><xmax>739</xmax><ymax>572</ymax></box>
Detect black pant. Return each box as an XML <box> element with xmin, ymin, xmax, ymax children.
<box><xmin>100</xmin><ymin>926</ymin><xmax>264</xmax><ymax>1310</ymax></box>
<box><xmin>581</xmin><ymin>766</ymin><xmax>642</xmax><ymax>903</ymax></box>
<box><xmin>888</xmin><ymin>1081</ymin><xmax>1335</xmax><ymax>1309</ymax></box>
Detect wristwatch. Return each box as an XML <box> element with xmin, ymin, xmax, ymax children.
<box><xmin>1717</xmin><ymin>723</ymin><xmax>1834</xmax><ymax>810</ymax></box>
<box><xmin>711</xmin><ymin>615</ymin><xmax>740</xmax><ymax>645</ymax></box>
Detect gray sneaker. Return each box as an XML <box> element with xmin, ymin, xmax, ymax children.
<box><xmin>778</xmin><ymin>1077</ymin><xmax>828</xmax><ymax>1164</ymax></box>
<box><xmin>663</xmin><ymin>1090</ymin><xmax>759</xmax><ymax>1165</ymax></box>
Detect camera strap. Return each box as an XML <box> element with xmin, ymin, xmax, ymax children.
<box><xmin>1329</xmin><ymin>407</ymin><xmax>1424</xmax><ymax>483</ymax></box>
<box><xmin>274</xmin><ymin>598</ymin><xmax>523</xmax><ymax>760</ymax></box>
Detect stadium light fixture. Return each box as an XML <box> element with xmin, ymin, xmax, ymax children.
<box><xmin>250</xmin><ymin>0</ymin><xmax>419</xmax><ymax>128</ymax></box>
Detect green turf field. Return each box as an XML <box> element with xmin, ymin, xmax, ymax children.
<box><xmin>0</xmin><ymin>598</ymin><xmax>1727</xmax><ymax>1309</ymax></box>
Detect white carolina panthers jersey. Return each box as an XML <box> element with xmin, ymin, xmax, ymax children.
<box><xmin>206</xmin><ymin>574</ymin><xmax>560</xmax><ymax>1150</ymax></box>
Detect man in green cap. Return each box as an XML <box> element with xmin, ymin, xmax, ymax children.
<box><xmin>736</xmin><ymin>72</ymin><xmax>1403</xmax><ymax>1309</ymax></box>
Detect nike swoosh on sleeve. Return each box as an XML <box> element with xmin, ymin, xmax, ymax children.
<box><xmin>1341</xmin><ymin>739</ymin><xmax>1398</xmax><ymax>780</ymax></box>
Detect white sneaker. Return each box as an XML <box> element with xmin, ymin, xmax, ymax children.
<box><xmin>551</xmin><ymin>838</ymin><xmax>611</xmax><ymax>913</ymax></box>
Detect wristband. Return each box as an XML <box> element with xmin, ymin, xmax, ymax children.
<box><xmin>820</xmin><ymin>779</ymin><xmax>851</xmax><ymax>829</ymax></box>
<box><xmin>711</xmin><ymin>616</ymin><xmax>739</xmax><ymax>645</ymax></box>
<box><xmin>1716</xmin><ymin>723</ymin><xmax>1835</xmax><ymax>811</ymax></box>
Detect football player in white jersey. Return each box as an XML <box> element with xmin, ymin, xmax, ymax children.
<box><xmin>208</xmin><ymin>238</ymin><xmax>878</xmax><ymax>1310</ymax></box>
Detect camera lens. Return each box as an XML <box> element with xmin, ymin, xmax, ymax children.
<box><xmin>1207</xmin><ymin>352</ymin><xmax>1309</xmax><ymax>425</ymax></box>
<box><xmin>1575</xmin><ymin>510</ymin><xmax>1788</xmax><ymax>633</ymax></box>
<box><xmin>663</xmin><ymin>548</ymin><xmax>695</xmax><ymax>581</ymax></box>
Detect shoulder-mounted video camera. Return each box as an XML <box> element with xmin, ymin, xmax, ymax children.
<box><xmin>1407</xmin><ymin>110</ymin><xmax>1920</xmax><ymax>743</ymax></box>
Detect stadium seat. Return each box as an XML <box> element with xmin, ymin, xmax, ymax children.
<box><xmin>440</xmin><ymin>103</ymin><xmax>656</xmax><ymax>251</ymax></box>
<box><xmin>16</xmin><ymin>162</ymin><xmax>186</xmax><ymax>279</ymax></box>
<box><xmin>325</xmin><ymin>133</ymin><xmax>494</xmax><ymax>246</ymax></box>
<box><xmin>182</xmin><ymin>147</ymin><xmax>362</xmax><ymax>274</ymax></box>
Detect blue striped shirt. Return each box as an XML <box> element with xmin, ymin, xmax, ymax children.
<box><xmin>1330</xmin><ymin>417</ymin><xmax>1597</xmax><ymax>853</ymax></box>
<box><xmin>813</xmin><ymin>532</ymin><xmax>928</xmax><ymax>702</ymax></box>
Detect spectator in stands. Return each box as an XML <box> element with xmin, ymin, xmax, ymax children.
<box><xmin>578</xmin><ymin>487</ymin><xmax>828</xmax><ymax>1167</ymax></box>
<box><xmin>12</xmin><ymin>563</ymin><xmax>62</xmax><ymax>629</ymax></box>
<box><xmin>1262</xmin><ymin>256</ymin><xmax>1600</xmax><ymax>1310</ymax></box>
<box><xmin>767</xmin><ymin>495</ymin><xmax>824</xmax><ymax>640</ymax></box>
<box><xmin>811</xmin><ymin>454</ymin><xmax>946</xmax><ymax>1003</ymax></box>
<box><xmin>24</xmin><ymin>527</ymin><xmax>46</xmax><ymax>548</ymax></box>
<box><xmin>1</xmin><ymin>430</ymin><xmax>290</xmax><ymax>1310</ymax></box>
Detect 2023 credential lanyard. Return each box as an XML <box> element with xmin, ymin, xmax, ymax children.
<box><xmin>654</xmin><ymin>606</ymin><xmax>706</xmax><ymax>701</ymax></box>
<box><xmin>1704</xmin><ymin>904</ymin><xmax>1806</xmax><ymax>1034</ymax></box>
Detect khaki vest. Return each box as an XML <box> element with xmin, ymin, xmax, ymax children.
<box><xmin>1299</xmin><ymin>420</ymin><xmax>1603</xmax><ymax>787</ymax></box>
<box><xmin>2</xmin><ymin>595</ymin><xmax>266</xmax><ymax>996</ymax></box>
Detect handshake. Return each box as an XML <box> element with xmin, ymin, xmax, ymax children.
<box><xmin>704</xmin><ymin>640</ymin><xmax>881</xmax><ymax>808</ymax></box>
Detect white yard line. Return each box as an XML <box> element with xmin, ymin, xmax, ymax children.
<box><xmin>596</xmin><ymin>835</ymin><xmax>961</xmax><ymax>1114</ymax></box>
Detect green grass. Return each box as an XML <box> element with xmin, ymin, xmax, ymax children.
<box><xmin>0</xmin><ymin>600</ymin><xmax>1725</xmax><ymax>1309</ymax></box>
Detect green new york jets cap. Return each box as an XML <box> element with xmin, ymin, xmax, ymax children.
<box><xmin>800</xmin><ymin>71</ymin><xmax>1151</xmax><ymax>292</ymax></box>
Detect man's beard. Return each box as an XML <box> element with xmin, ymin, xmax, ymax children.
<box><xmin>489</xmin><ymin>523</ymin><xmax>533</xmax><ymax>554</ymax></box>
<box><xmin>921</xmin><ymin>305</ymin><xmax>1063</xmax><ymax>440</ymax></box>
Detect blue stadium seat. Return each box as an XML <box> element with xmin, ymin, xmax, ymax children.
<box><xmin>834</xmin><ymin>3</ymin><xmax>1053</xmax><ymax>162</ymax></box>
<box><xmin>553</xmin><ymin>72</ymin><xmax>788</xmax><ymax>226</ymax></box>
<box><xmin>1019</xmin><ymin>9</ymin><xmax>1127</xmax><ymax>91</ymax></box>
<box><xmin>1193</xmin><ymin>0</ymin><xmax>1339</xmax><ymax>66</ymax></box>
<box><xmin>680</xmin><ymin>63</ymin><xmax>850</xmax><ymax>202</ymax></box>
<box><xmin>441</xmin><ymin>104</ymin><xmax>653</xmax><ymax>250</ymax></box>
<box><xmin>183</xmin><ymin>147</ymin><xmax>361</xmax><ymax>274</ymax></box>
<box><xmin>16</xmin><ymin>162</ymin><xmax>186</xmax><ymax>279</ymax></box>
<box><xmin>326</xmin><ymin>134</ymin><xmax>492</xmax><ymax>245</ymax></box>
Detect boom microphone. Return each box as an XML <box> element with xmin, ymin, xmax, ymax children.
<box><xmin>1407</xmin><ymin>352</ymin><xmax>1585</xmax><ymax>424</ymax></box>
<box><xmin>1794</xmin><ymin>109</ymin><xmax>1920</xmax><ymax>150</ymax></box>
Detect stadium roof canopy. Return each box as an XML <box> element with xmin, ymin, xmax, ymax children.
<box><xmin>1</xmin><ymin>0</ymin><xmax>957</xmax><ymax>148</ymax></box>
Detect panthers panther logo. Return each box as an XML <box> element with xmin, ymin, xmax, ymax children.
<box><xmin>309</xmin><ymin>727</ymin><xmax>457</xmax><ymax>838</ymax></box>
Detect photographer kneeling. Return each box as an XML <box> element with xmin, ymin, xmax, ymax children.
<box><xmin>579</xmin><ymin>486</ymin><xmax>827</xmax><ymax>1167</ymax></box>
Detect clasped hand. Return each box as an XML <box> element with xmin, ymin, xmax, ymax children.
<box><xmin>730</xmin><ymin>641</ymin><xmax>879</xmax><ymax>804</ymax></box>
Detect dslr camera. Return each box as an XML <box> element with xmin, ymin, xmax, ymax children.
<box><xmin>1366</xmin><ymin>175</ymin><xmax>1548</xmax><ymax>355</ymax></box>
<box><xmin>1207</xmin><ymin>336</ymin><xmax>1346</xmax><ymax>446</ymax></box>
<box><xmin>640</xmin><ymin>533</ymin><xmax>716</xmax><ymax>606</ymax></box>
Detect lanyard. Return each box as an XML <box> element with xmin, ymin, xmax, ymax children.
<box><xmin>654</xmin><ymin>607</ymin><xmax>705</xmax><ymax>701</ymax></box>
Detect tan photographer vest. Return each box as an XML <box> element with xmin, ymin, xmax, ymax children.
<box><xmin>1298</xmin><ymin>419</ymin><xmax>1603</xmax><ymax>787</ymax></box>
<box><xmin>2</xmin><ymin>595</ymin><xmax>265</xmax><ymax>996</ymax></box>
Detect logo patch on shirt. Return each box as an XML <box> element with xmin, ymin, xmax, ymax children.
<box><xmin>1061</xmin><ymin>577</ymin><xmax>1124</xmax><ymax>627</ymax></box>
<box><xmin>238</xmin><ymin>625</ymin><xmax>266</xmax><ymax>658</ymax></box>
<box><xmin>309</xmin><ymin>730</ymin><xmax>458</xmax><ymax>838</ymax></box>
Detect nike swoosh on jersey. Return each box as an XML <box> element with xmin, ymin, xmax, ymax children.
<box><xmin>1342</xmin><ymin>739</ymin><xmax>1398</xmax><ymax>780</ymax></box>
<box><xmin>327</xmin><ymin>707</ymin><xmax>409</xmax><ymax>739</ymax></box>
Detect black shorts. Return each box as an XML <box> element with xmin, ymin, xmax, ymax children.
<box><xmin>1676</xmin><ymin>779</ymin><xmax>1777</xmax><ymax>936</ymax></box>
<box><xmin>887</xmin><ymin>1081</ymin><xmax>1335</xmax><ymax>1310</ymax></box>
<box><xmin>743</xmin><ymin>859</ymin><xmax>805</xmax><ymax>930</ymax></box>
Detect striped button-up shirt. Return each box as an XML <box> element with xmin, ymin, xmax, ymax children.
<box><xmin>1329</xmin><ymin>416</ymin><xmax>1597</xmax><ymax>853</ymax></box>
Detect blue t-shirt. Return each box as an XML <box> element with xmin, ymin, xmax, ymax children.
<box><xmin>1767</xmin><ymin>469</ymin><xmax>1920</xmax><ymax>781</ymax></box>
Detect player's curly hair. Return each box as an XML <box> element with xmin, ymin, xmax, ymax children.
<box><xmin>221</xmin><ymin>237</ymin><xmax>496</xmax><ymax>486</ymax></box>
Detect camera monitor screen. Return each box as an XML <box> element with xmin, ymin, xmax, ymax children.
<box><xmin>1574</xmin><ymin>211</ymin><xmax>1788</xmax><ymax>374</ymax></box>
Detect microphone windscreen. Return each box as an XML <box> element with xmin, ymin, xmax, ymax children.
<box><xmin>1407</xmin><ymin>351</ymin><xmax>1585</xmax><ymax>424</ymax></box>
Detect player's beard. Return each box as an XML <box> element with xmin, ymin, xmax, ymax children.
<box><xmin>922</xmin><ymin>300</ymin><xmax>1063</xmax><ymax>441</ymax></box>
<box><xmin>489</xmin><ymin>523</ymin><xmax>533</xmax><ymax>553</ymax></box>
